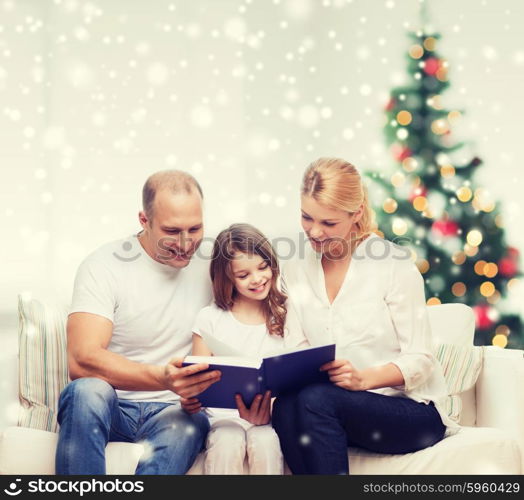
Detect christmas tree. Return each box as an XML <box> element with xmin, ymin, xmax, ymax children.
<box><xmin>367</xmin><ymin>28</ymin><xmax>523</xmax><ymax>349</ymax></box>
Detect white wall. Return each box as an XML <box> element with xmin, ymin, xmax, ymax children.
<box><xmin>1</xmin><ymin>0</ymin><xmax>523</xmax><ymax>314</ymax></box>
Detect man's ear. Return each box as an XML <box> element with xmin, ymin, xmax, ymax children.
<box><xmin>138</xmin><ymin>211</ymin><xmax>148</xmax><ymax>228</ymax></box>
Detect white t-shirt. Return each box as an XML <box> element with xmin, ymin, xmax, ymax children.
<box><xmin>192</xmin><ymin>301</ymin><xmax>307</xmax><ymax>423</ymax></box>
<box><xmin>282</xmin><ymin>233</ymin><xmax>458</xmax><ymax>431</ymax></box>
<box><xmin>192</xmin><ymin>302</ymin><xmax>306</xmax><ymax>357</ymax></box>
<box><xmin>70</xmin><ymin>233</ymin><xmax>213</xmax><ymax>403</ymax></box>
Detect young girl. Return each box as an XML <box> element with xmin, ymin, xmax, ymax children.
<box><xmin>181</xmin><ymin>223</ymin><xmax>307</xmax><ymax>475</ymax></box>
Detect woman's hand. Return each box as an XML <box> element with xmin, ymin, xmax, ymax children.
<box><xmin>180</xmin><ymin>397</ymin><xmax>203</xmax><ymax>414</ymax></box>
<box><xmin>235</xmin><ymin>390</ymin><xmax>272</xmax><ymax>425</ymax></box>
<box><xmin>320</xmin><ymin>359</ymin><xmax>368</xmax><ymax>391</ymax></box>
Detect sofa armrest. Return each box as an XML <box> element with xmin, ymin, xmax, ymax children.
<box><xmin>0</xmin><ymin>426</ymin><xmax>144</xmax><ymax>475</ymax></box>
<box><xmin>476</xmin><ymin>346</ymin><xmax>524</xmax><ymax>465</ymax></box>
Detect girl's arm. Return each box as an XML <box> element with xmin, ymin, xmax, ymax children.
<box><xmin>192</xmin><ymin>333</ymin><xmax>213</xmax><ymax>356</ymax></box>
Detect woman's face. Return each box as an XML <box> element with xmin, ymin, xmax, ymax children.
<box><xmin>230</xmin><ymin>252</ymin><xmax>273</xmax><ymax>303</ymax></box>
<box><xmin>301</xmin><ymin>194</ymin><xmax>362</xmax><ymax>260</ymax></box>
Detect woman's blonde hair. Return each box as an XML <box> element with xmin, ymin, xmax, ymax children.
<box><xmin>210</xmin><ymin>223</ymin><xmax>287</xmax><ymax>337</ymax></box>
<box><xmin>301</xmin><ymin>157</ymin><xmax>376</xmax><ymax>240</ymax></box>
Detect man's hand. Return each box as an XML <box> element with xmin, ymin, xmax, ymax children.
<box><xmin>320</xmin><ymin>359</ymin><xmax>367</xmax><ymax>391</ymax></box>
<box><xmin>163</xmin><ymin>358</ymin><xmax>221</xmax><ymax>398</ymax></box>
<box><xmin>235</xmin><ymin>390</ymin><xmax>271</xmax><ymax>425</ymax></box>
<box><xmin>180</xmin><ymin>397</ymin><xmax>203</xmax><ymax>415</ymax></box>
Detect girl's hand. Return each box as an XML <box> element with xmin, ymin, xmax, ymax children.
<box><xmin>180</xmin><ymin>397</ymin><xmax>203</xmax><ymax>414</ymax></box>
<box><xmin>235</xmin><ymin>390</ymin><xmax>271</xmax><ymax>425</ymax></box>
<box><xmin>320</xmin><ymin>359</ymin><xmax>367</xmax><ymax>391</ymax></box>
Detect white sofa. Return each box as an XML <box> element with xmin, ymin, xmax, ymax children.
<box><xmin>0</xmin><ymin>303</ymin><xmax>523</xmax><ymax>474</ymax></box>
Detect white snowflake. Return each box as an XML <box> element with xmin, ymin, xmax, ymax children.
<box><xmin>342</xmin><ymin>128</ymin><xmax>354</xmax><ymax>140</ymax></box>
<box><xmin>67</xmin><ymin>62</ymin><xmax>94</xmax><ymax>88</ymax></box>
<box><xmin>359</xmin><ymin>84</ymin><xmax>372</xmax><ymax>96</ymax></box>
<box><xmin>224</xmin><ymin>17</ymin><xmax>246</xmax><ymax>42</ymax></box>
<box><xmin>190</xmin><ymin>106</ymin><xmax>213</xmax><ymax>128</ymax></box>
<box><xmin>482</xmin><ymin>46</ymin><xmax>498</xmax><ymax>61</ymax></box>
<box><xmin>147</xmin><ymin>62</ymin><xmax>169</xmax><ymax>86</ymax></box>
<box><xmin>299</xmin><ymin>433</ymin><xmax>311</xmax><ymax>446</ymax></box>
<box><xmin>284</xmin><ymin>0</ymin><xmax>314</xmax><ymax>20</ymax></box>
<box><xmin>297</xmin><ymin>105</ymin><xmax>319</xmax><ymax>128</ymax></box>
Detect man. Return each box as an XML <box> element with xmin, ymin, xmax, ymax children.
<box><xmin>56</xmin><ymin>170</ymin><xmax>220</xmax><ymax>475</ymax></box>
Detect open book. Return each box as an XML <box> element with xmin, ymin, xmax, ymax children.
<box><xmin>183</xmin><ymin>343</ymin><xmax>336</xmax><ymax>409</ymax></box>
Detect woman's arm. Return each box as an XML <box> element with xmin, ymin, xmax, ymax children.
<box><xmin>321</xmin><ymin>255</ymin><xmax>436</xmax><ymax>392</ymax></box>
<box><xmin>320</xmin><ymin>360</ymin><xmax>404</xmax><ymax>391</ymax></box>
<box><xmin>385</xmin><ymin>257</ymin><xmax>436</xmax><ymax>391</ymax></box>
<box><xmin>283</xmin><ymin>298</ymin><xmax>310</xmax><ymax>349</ymax></box>
<box><xmin>360</xmin><ymin>362</ymin><xmax>404</xmax><ymax>390</ymax></box>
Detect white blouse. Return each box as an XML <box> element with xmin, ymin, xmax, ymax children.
<box><xmin>281</xmin><ymin>233</ymin><xmax>458</xmax><ymax>431</ymax></box>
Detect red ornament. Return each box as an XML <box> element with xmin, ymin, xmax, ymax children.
<box><xmin>391</xmin><ymin>144</ymin><xmax>412</xmax><ymax>162</ymax></box>
<box><xmin>424</xmin><ymin>57</ymin><xmax>441</xmax><ymax>76</ymax></box>
<box><xmin>385</xmin><ymin>97</ymin><xmax>396</xmax><ymax>111</ymax></box>
<box><xmin>473</xmin><ymin>304</ymin><xmax>495</xmax><ymax>330</ymax></box>
<box><xmin>431</xmin><ymin>219</ymin><xmax>459</xmax><ymax>237</ymax></box>
<box><xmin>498</xmin><ymin>247</ymin><xmax>519</xmax><ymax>277</ymax></box>
<box><xmin>409</xmin><ymin>186</ymin><xmax>428</xmax><ymax>202</ymax></box>
<box><xmin>498</xmin><ymin>257</ymin><xmax>518</xmax><ymax>278</ymax></box>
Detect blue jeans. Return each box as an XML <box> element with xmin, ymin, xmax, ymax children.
<box><xmin>55</xmin><ymin>378</ymin><xmax>210</xmax><ymax>475</ymax></box>
<box><xmin>272</xmin><ymin>383</ymin><xmax>446</xmax><ymax>475</ymax></box>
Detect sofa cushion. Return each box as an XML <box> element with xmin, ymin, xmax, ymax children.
<box><xmin>1</xmin><ymin>425</ymin><xmax>520</xmax><ymax>475</ymax></box>
<box><xmin>347</xmin><ymin>426</ymin><xmax>521</xmax><ymax>474</ymax></box>
<box><xmin>17</xmin><ymin>294</ymin><xmax>69</xmax><ymax>432</ymax></box>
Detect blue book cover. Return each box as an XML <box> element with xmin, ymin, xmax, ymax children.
<box><xmin>183</xmin><ymin>344</ymin><xmax>335</xmax><ymax>409</ymax></box>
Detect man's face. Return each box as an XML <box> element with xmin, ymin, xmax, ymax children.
<box><xmin>139</xmin><ymin>189</ymin><xmax>204</xmax><ymax>268</ymax></box>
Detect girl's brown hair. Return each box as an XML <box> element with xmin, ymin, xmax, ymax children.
<box><xmin>210</xmin><ymin>223</ymin><xmax>287</xmax><ymax>337</ymax></box>
<box><xmin>302</xmin><ymin>157</ymin><xmax>376</xmax><ymax>241</ymax></box>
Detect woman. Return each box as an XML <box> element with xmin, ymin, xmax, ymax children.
<box><xmin>272</xmin><ymin>157</ymin><xmax>458</xmax><ymax>475</ymax></box>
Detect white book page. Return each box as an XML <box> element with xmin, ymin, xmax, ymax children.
<box><xmin>199</xmin><ymin>331</ymin><xmax>246</xmax><ymax>357</ymax></box>
<box><xmin>263</xmin><ymin>342</ymin><xmax>333</xmax><ymax>360</ymax></box>
<box><xmin>184</xmin><ymin>355</ymin><xmax>262</xmax><ymax>369</ymax></box>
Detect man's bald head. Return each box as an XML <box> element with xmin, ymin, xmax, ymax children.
<box><xmin>142</xmin><ymin>170</ymin><xmax>203</xmax><ymax>221</ymax></box>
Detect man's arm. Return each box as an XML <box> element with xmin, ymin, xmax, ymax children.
<box><xmin>67</xmin><ymin>312</ymin><xmax>221</xmax><ymax>397</ymax></box>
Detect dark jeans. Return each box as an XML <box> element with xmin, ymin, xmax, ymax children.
<box><xmin>56</xmin><ymin>378</ymin><xmax>210</xmax><ymax>475</ymax></box>
<box><xmin>272</xmin><ymin>383</ymin><xmax>446</xmax><ymax>474</ymax></box>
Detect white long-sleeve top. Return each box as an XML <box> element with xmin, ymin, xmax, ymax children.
<box><xmin>281</xmin><ymin>233</ymin><xmax>458</xmax><ymax>431</ymax></box>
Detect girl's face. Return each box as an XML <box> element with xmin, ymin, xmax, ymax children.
<box><xmin>230</xmin><ymin>252</ymin><xmax>273</xmax><ymax>302</ymax></box>
<box><xmin>300</xmin><ymin>194</ymin><xmax>363</xmax><ymax>259</ymax></box>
